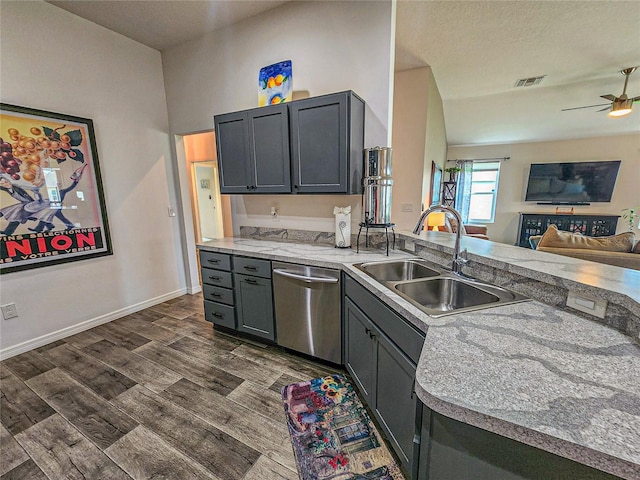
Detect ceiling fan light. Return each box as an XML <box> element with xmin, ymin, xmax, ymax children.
<box><xmin>608</xmin><ymin>99</ymin><xmax>633</xmax><ymax>117</ymax></box>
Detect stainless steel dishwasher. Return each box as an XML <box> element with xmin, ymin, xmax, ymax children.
<box><xmin>272</xmin><ymin>261</ymin><xmax>341</xmax><ymax>364</ymax></box>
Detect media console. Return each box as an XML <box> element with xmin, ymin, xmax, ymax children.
<box><xmin>517</xmin><ymin>213</ymin><xmax>619</xmax><ymax>248</ymax></box>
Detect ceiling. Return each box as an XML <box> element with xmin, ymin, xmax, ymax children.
<box><xmin>47</xmin><ymin>0</ymin><xmax>640</xmax><ymax>146</ymax></box>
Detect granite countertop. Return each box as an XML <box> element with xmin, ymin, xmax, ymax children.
<box><xmin>197</xmin><ymin>237</ymin><xmax>640</xmax><ymax>479</ymax></box>
<box><xmin>404</xmin><ymin>228</ymin><xmax>640</xmax><ymax>317</ymax></box>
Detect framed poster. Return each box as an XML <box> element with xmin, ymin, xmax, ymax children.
<box><xmin>429</xmin><ymin>161</ymin><xmax>443</xmax><ymax>206</ymax></box>
<box><xmin>0</xmin><ymin>104</ymin><xmax>112</xmax><ymax>274</ymax></box>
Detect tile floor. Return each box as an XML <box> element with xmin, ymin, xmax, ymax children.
<box><xmin>0</xmin><ymin>293</ymin><xmax>342</xmax><ymax>479</ymax></box>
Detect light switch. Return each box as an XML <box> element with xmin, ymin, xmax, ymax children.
<box><xmin>401</xmin><ymin>203</ymin><xmax>414</xmax><ymax>212</ymax></box>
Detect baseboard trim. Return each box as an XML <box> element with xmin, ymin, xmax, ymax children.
<box><xmin>0</xmin><ymin>288</ymin><xmax>188</xmax><ymax>360</ymax></box>
<box><xmin>187</xmin><ymin>284</ymin><xmax>202</xmax><ymax>295</ymax></box>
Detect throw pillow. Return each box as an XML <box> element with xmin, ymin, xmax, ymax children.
<box><xmin>633</xmin><ymin>241</ymin><xmax>640</xmax><ymax>254</ymax></box>
<box><xmin>529</xmin><ymin>235</ymin><xmax>543</xmax><ymax>249</ymax></box>
<box><xmin>538</xmin><ymin>224</ymin><xmax>635</xmax><ymax>252</ymax></box>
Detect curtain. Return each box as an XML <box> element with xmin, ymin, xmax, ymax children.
<box><xmin>454</xmin><ymin>160</ymin><xmax>473</xmax><ymax>223</ymax></box>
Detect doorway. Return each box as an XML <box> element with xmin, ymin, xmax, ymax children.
<box><xmin>182</xmin><ymin>131</ymin><xmax>232</xmax><ymax>244</ymax></box>
<box><xmin>193</xmin><ymin>162</ymin><xmax>222</xmax><ymax>241</ymax></box>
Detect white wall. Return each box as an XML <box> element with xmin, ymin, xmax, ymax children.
<box><xmin>391</xmin><ymin>68</ymin><xmax>430</xmax><ymax>229</ymax></box>
<box><xmin>0</xmin><ymin>1</ymin><xmax>186</xmax><ymax>356</ymax></box>
<box><xmin>447</xmin><ymin>133</ymin><xmax>640</xmax><ymax>244</ymax></box>
<box><xmin>162</xmin><ymin>0</ymin><xmax>395</xmax><ymax>237</ymax></box>
<box><xmin>422</xmin><ymin>71</ymin><xmax>447</xmax><ymax>204</ymax></box>
<box><xmin>390</xmin><ymin>67</ymin><xmax>447</xmax><ymax>230</ymax></box>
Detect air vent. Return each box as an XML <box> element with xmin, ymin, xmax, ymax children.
<box><xmin>514</xmin><ymin>75</ymin><xmax>546</xmax><ymax>87</ymax></box>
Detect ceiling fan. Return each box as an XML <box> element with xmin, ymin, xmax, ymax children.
<box><xmin>562</xmin><ymin>67</ymin><xmax>640</xmax><ymax>117</ymax></box>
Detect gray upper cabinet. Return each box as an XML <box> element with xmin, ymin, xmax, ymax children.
<box><xmin>215</xmin><ymin>104</ymin><xmax>291</xmax><ymax>194</ymax></box>
<box><xmin>290</xmin><ymin>91</ymin><xmax>364</xmax><ymax>194</ymax></box>
<box><xmin>214</xmin><ymin>91</ymin><xmax>364</xmax><ymax>195</ymax></box>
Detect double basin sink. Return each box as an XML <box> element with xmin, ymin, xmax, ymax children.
<box><xmin>355</xmin><ymin>259</ymin><xmax>529</xmax><ymax>317</ymax></box>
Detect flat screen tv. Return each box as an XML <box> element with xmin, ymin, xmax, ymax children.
<box><xmin>524</xmin><ymin>160</ymin><xmax>621</xmax><ymax>204</ymax></box>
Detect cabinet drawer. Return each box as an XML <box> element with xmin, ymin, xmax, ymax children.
<box><xmin>201</xmin><ymin>267</ymin><xmax>233</xmax><ymax>288</ymax></box>
<box><xmin>203</xmin><ymin>285</ymin><xmax>234</xmax><ymax>306</ymax></box>
<box><xmin>199</xmin><ymin>250</ymin><xmax>231</xmax><ymax>271</ymax></box>
<box><xmin>345</xmin><ymin>275</ymin><xmax>425</xmax><ymax>365</ymax></box>
<box><xmin>233</xmin><ymin>256</ymin><xmax>271</xmax><ymax>278</ymax></box>
<box><xmin>204</xmin><ymin>301</ymin><xmax>235</xmax><ymax>329</ymax></box>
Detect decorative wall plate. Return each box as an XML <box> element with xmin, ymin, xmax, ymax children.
<box><xmin>258</xmin><ymin>60</ymin><xmax>292</xmax><ymax>107</ymax></box>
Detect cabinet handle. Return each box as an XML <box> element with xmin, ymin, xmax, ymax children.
<box><xmin>365</xmin><ymin>328</ymin><xmax>371</xmax><ymax>335</ymax></box>
<box><xmin>243</xmin><ymin>266</ymin><xmax>258</xmax><ymax>271</ymax></box>
<box><xmin>294</xmin><ymin>185</ymin><xmax>299</xmax><ymax>189</ymax></box>
<box><xmin>213</xmin><ymin>312</ymin><xmax>224</xmax><ymax>319</ymax></box>
<box><xmin>245</xmin><ymin>278</ymin><xmax>258</xmax><ymax>285</ymax></box>
<box><xmin>207</xmin><ymin>259</ymin><xmax>220</xmax><ymax>264</ymax></box>
<box><xmin>210</xmin><ymin>292</ymin><xmax>222</xmax><ymax>298</ymax></box>
<box><xmin>208</xmin><ymin>276</ymin><xmax>221</xmax><ymax>281</ymax></box>
<box><xmin>246</xmin><ymin>186</ymin><xmax>251</xmax><ymax>190</ymax></box>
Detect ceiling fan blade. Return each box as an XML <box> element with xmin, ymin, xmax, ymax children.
<box><xmin>561</xmin><ymin>103</ymin><xmax>611</xmax><ymax>112</ymax></box>
<box><xmin>632</xmin><ymin>96</ymin><xmax>640</xmax><ymax>102</ymax></box>
<box><xmin>597</xmin><ymin>106</ymin><xmax>611</xmax><ymax>112</ymax></box>
<box><xmin>600</xmin><ymin>94</ymin><xmax>616</xmax><ymax>101</ymax></box>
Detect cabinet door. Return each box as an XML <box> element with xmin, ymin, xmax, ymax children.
<box><xmin>247</xmin><ymin>105</ymin><xmax>291</xmax><ymax>193</ymax></box>
<box><xmin>215</xmin><ymin>111</ymin><xmax>252</xmax><ymax>193</ymax></box>
<box><xmin>234</xmin><ymin>273</ymin><xmax>275</xmax><ymax>340</ymax></box>
<box><xmin>290</xmin><ymin>93</ymin><xmax>348</xmax><ymax>193</ymax></box>
<box><xmin>375</xmin><ymin>333</ymin><xmax>419</xmax><ymax>474</ymax></box>
<box><xmin>344</xmin><ymin>298</ymin><xmax>377</xmax><ymax>406</ymax></box>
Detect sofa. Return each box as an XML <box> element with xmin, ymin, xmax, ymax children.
<box><xmin>428</xmin><ymin>214</ymin><xmax>490</xmax><ymax>240</ymax></box>
<box><xmin>530</xmin><ymin>224</ymin><xmax>640</xmax><ymax>270</ymax></box>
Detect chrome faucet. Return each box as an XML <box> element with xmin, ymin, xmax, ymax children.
<box><xmin>412</xmin><ymin>204</ymin><xmax>469</xmax><ymax>274</ymax></box>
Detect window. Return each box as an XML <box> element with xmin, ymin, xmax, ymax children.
<box><xmin>467</xmin><ymin>161</ymin><xmax>500</xmax><ymax>223</ymax></box>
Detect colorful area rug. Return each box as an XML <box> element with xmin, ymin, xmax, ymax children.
<box><xmin>282</xmin><ymin>374</ymin><xmax>404</xmax><ymax>480</ymax></box>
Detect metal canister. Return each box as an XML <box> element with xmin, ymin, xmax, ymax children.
<box><xmin>364</xmin><ymin>177</ymin><xmax>393</xmax><ymax>225</ymax></box>
<box><xmin>363</xmin><ymin>146</ymin><xmax>393</xmax><ymax>225</ymax></box>
<box><xmin>364</xmin><ymin>147</ymin><xmax>393</xmax><ymax>178</ymax></box>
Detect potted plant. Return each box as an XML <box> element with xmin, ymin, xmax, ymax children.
<box><xmin>621</xmin><ymin>207</ymin><xmax>639</xmax><ymax>232</ymax></box>
<box><xmin>444</xmin><ymin>166</ymin><xmax>461</xmax><ymax>182</ymax></box>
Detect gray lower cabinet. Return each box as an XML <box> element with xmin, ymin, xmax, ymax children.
<box><xmin>344</xmin><ymin>275</ymin><xmax>425</xmax><ymax>478</ymax></box>
<box><xmin>198</xmin><ymin>251</ymin><xmax>275</xmax><ymax>341</ymax></box>
<box><xmin>344</xmin><ymin>297</ymin><xmax>377</xmax><ymax>406</ymax></box>
<box><xmin>233</xmin><ymin>257</ymin><xmax>275</xmax><ymax>341</ymax></box>
<box><xmin>215</xmin><ymin>104</ymin><xmax>291</xmax><ymax>194</ymax></box>
<box><xmin>199</xmin><ymin>250</ymin><xmax>236</xmax><ymax>329</ymax></box>
<box><xmin>419</xmin><ymin>410</ymin><xmax>621</xmax><ymax>480</ymax></box>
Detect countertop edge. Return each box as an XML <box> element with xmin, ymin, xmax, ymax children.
<box><xmin>414</xmin><ymin>381</ymin><xmax>639</xmax><ymax>479</ymax></box>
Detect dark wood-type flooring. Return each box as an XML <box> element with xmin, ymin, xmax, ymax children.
<box><xmin>1</xmin><ymin>293</ymin><xmax>343</xmax><ymax>479</ymax></box>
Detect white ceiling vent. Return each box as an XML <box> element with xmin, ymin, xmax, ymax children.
<box><xmin>514</xmin><ymin>75</ymin><xmax>546</xmax><ymax>87</ymax></box>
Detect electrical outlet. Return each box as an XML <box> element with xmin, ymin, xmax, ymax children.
<box><xmin>168</xmin><ymin>206</ymin><xmax>176</xmax><ymax>217</ymax></box>
<box><xmin>566</xmin><ymin>291</ymin><xmax>607</xmax><ymax>319</ymax></box>
<box><xmin>401</xmin><ymin>203</ymin><xmax>414</xmax><ymax>212</ymax></box>
<box><xmin>1</xmin><ymin>303</ymin><xmax>18</xmax><ymax>320</ymax></box>
<box><xmin>404</xmin><ymin>240</ymin><xmax>416</xmax><ymax>252</ymax></box>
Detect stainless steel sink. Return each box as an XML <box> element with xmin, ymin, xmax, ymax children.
<box><xmin>355</xmin><ymin>259</ymin><xmax>441</xmax><ymax>282</ymax></box>
<box><xmin>392</xmin><ymin>275</ymin><xmax>530</xmax><ymax>317</ymax></box>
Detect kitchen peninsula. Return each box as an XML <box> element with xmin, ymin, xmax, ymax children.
<box><xmin>198</xmin><ymin>231</ymin><xmax>640</xmax><ymax>480</ymax></box>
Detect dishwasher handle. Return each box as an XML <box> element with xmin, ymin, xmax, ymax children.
<box><xmin>273</xmin><ymin>268</ymin><xmax>339</xmax><ymax>284</ymax></box>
